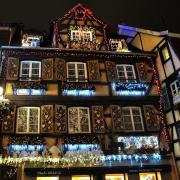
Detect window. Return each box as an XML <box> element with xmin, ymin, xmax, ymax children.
<box><xmin>37</xmin><ymin>178</ymin><xmax>59</xmax><ymax>180</ymax></box>
<box><xmin>16</xmin><ymin>107</ymin><xmax>40</xmax><ymax>134</ymax></box>
<box><xmin>139</xmin><ymin>172</ymin><xmax>161</xmax><ymax>180</ymax></box>
<box><xmin>68</xmin><ymin>107</ymin><xmax>91</xmax><ymax>133</ymax></box>
<box><xmin>20</xmin><ymin>61</ymin><xmax>41</xmax><ymax>81</ymax></box>
<box><xmin>22</xmin><ymin>34</ymin><xmax>42</xmax><ymax>47</ymax></box>
<box><xmin>72</xmin><ymin>176</ymin><xmax>92</xmax><ymax>180</ymax></box>
<box><xmin>82</xmin><ymin>31</ymin><xmax>92</xmax><ymax>42</ymax></box>
<box><xmin>70</xmin><ymin>30</ymin><xmax>93</xmax><ymax>42</ymax></box>
<box><xmin>116</xmin><ymin>65</ymin><xmax>136</xmax><ymax>82</ymax></box>
<box><xmin>67</xmin><ymin>62</ymin><xmax>87</xmax><ymax>82</ymax></box>
<box><xmin>162</xmin><ymin>47</ymin><xmax>170</xmax><ymax>61</ymax></box>
<box><xmin>122</xmin><ymin>107</ymin><xmax>144</xmax><ymax>131</ymax></box>
<box><xmin>71</xmin><ymin>30</ymin><xmax>81</xmax><ymax>41</ymax></box>
<box><xmin>105</xmin><ymin>174</ymin><xmax>126</xmax><ymax>180</ymax></box>
<box><xmin>170</xmin><ymin>80</ymin><xmax>180</xmax><ymax>96</ymax></box>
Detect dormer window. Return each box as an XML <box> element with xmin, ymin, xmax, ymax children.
<box><xmin>71</xmin><ymin>31</ymin><xmax>81</xmax><ymax>41</ymax></box>
<box><xmin>22</xmin><ymin>34</ymin><xmax>42</xmax><ymax>47</ymax></box>
<box><xmin>70</xmin><ymin>26</ymin><xmax>94</xmax><ymax>42</ymax></box>
<box><xmin>109</xmin><ymin>39</ymin><xmax>130</xmax><ymax>52</ymax></box>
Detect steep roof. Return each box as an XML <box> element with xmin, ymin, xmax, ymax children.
<box><xmin>52</xmin><ymin>3</ymin><xmax>108</xmax><ymax>28</ymax></box>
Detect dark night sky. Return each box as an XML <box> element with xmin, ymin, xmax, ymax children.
<box><xmin>0</xmin><ymin>0</ymin><xmax>180</xmax><ymax>34</ymax></box>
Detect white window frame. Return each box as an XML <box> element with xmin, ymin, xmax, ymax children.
<box><xmin>20</xmin><ymin>61</ymin><xmax>41</xmax><ymax>81</ymax></box>
<box><xmin>170</xmin><ymin>80</ymin><xmax>179</xmax><ymax>96</ymax></box>
<box><xmin>70</xmin><ymin>30</ymin><xmax>93</xmax><ymax>42</ymax></box>
<box><xmin>71</xmin><ymin>30</ymin><xmax>81</xmax><ymax>41</ymax></box>
<box><xmin>16</xmin><ymin>107</ymin><xmax>40</xmax><ymax>134</ymax></box>
<box><xmin>67</xmin><ymin>62</ymin><xmax>87</xmax><ymax>82</ymax></box>
<box><xmin>82</xmin><ymin>31</ymin><xmax>93</xmax><ymax>42</ymax></box>
<box><xmin>110</xmin><ymin>40</ymin><xmax>122</xmax><ymax>51</ymax></box>
<box><xmin>122</xmin><ymin>107</ymin><xmax>144</xmax><ymax>131</ymax></box>
<box><xmin>116</xmin><ymin>64</ymin><xmax>136</xmax><ymax>82</ymax></box>
<box><xmin>68</xmin><ymin>107</ymin><xmax>91</xmax><ymax>134</ymax></box>
<box><xmin>105</xmin><ymin>174</ymin><xmax>126</xmax><ymax>180</ymax></box>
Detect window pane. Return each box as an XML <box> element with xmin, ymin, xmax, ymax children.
<box><xmin>72</xmin><ymin>176</ymin><xmax>91</xmax><ymax>180</ymax></box>
<box><xmin>32</xmin><ymin>63</ymin><xmax>39</xmax><ymax>68</ymax></box>
<box><xmin>162</xmin><ymin>47</ymin><xmax>170</xmax><ymax>61</ymax></box>
<box><xmin>105</xmin><ymin>174</ymin><xmax>125</xmax><ymax>180</ymax></box>
<box><xmin>17</xmin><ymin>108</ymin><xmax>28</xmax><ymax>133</ymax></box>
<box><xmin>139</xmin><ymin>173</ymin><xmax>157</xmax><ymax>180</ymax></box>
<box><xmin>68</xmin><ymin>64</ymin><xmax>75</xmax><ymax>69</ymax></box>
<box><xmin>22</xmin><ymin>62</ymin><xmax>30</xmax><ymax>69</ymax></box>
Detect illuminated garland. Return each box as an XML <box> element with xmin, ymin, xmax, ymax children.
<box><xmin>150</xmin><ymin>59</ymin><xmax>171</xmax><ymax>152</ymax></box>
<box><xmin>0</xmin><ymin>153</ymin><xmax>161</xmax><ymax>168</ymax></box>
<box><xmin>4</xmin><ymin>49</ymin><xmax>156</xmax><ymax>60</ymax></box>
<box><xmin>13</xmin><ymin>81</ymin><xmax>47</xmax><ymax>90</ymax></box>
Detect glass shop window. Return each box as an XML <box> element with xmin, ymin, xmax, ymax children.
<box><xmin>105</xmin><ymin>174</ymin><xmax>127</xmax><ymax>180</ymax></box>
<box><xmin>37</xmin><ymin>178</ymin><xmax>59</xmax><ymax>180</ymax></box>
<box><xmin>139</xmin><ymin>172</ymin><xmax>162</xmax><ymax>180</ymax></box>
<box><xmin>72</xmin><ymin>175</ymin><xmax>92</xmax><ymax>180</ymax></box>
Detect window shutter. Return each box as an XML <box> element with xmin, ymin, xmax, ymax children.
<box><xmin>2</xmin><ymin>105</ymin><xmax>16</xmax><ymax>133</ymax></box>
<box><xmin>54</xmin><ymin>58</ymin><xmax>66</xmax><ymax>81</ymax></box>
<box><xmin>42</xmin><ymin>58</ymin><xmax>54</xmax><ymax>80</ymax></box>
<box><xmin>105</xmin><ymin>61</ymin><xmax>117</xmax><ymax>82</ymax></box>
<box><xmin>143</xmin><ymin>105</ymin><xmax>160</xmax><ymax>131</ymax></box>
<box><xmin>6</xmin><ymin>57</ymin><xmax>19</xmax><ymax>80</ymax></box>
<box><xmin>111</xmin><ymin>105</ymin><xmax>124</xmax><ymax>132</ymax></box>
<box><xmin>41</xmin><ymin>105</ymin><xmax>54</xmax><ymax>133</ymax></box>
<box><xmin>92</xmin><ymin>106</ymin><xmax>105</xmax><ymax>133</ymax></box>
<box><xmin>136</xmin><ymin>62</ymin><xmax>153</xmax><ymax>82</ymax></box>
<box><xmin>54</xmin><ymin>105</ymin><xmax>67</xmax><ymax>134</ymax></box>
<box><xmin>87</xmin><ymin>60</ymin><xmax>100</xmax><ymax>82</ymax></box>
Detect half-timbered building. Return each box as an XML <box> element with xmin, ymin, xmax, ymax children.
<box><xmin>0</xmin><ymin>3</ymin><xmax>175</xmax><ymax>180</ymax></box>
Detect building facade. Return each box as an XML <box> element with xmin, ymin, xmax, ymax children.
<box><xmin>118</xmin><ymin>25</ymin><xmax>180</xmax><ymax>178</ymax></box>
<box><xmin>0</xmin><ymin>3</ymin><xmax>175</xmax><ymax>180</ymax></box>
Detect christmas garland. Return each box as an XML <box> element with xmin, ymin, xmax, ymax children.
<box><xmin>62</xmin><ymin>82</ymin><xmax>96</xmax><ymax>91</ymax></box>
<box><xmin>13</xmin><ymin>82</ymin><xmax>47</xmax><ymax>90</ymax></box>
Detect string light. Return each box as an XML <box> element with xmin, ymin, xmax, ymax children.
<box><xmin>0</xmin><ymin>153</ymin><xmax>162</xmax><ymax>167</ymax></box>
<box><xmin>150</xmin><ymin>58</ymin><xmax>171</xmax><ymax>152</ymax></box>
